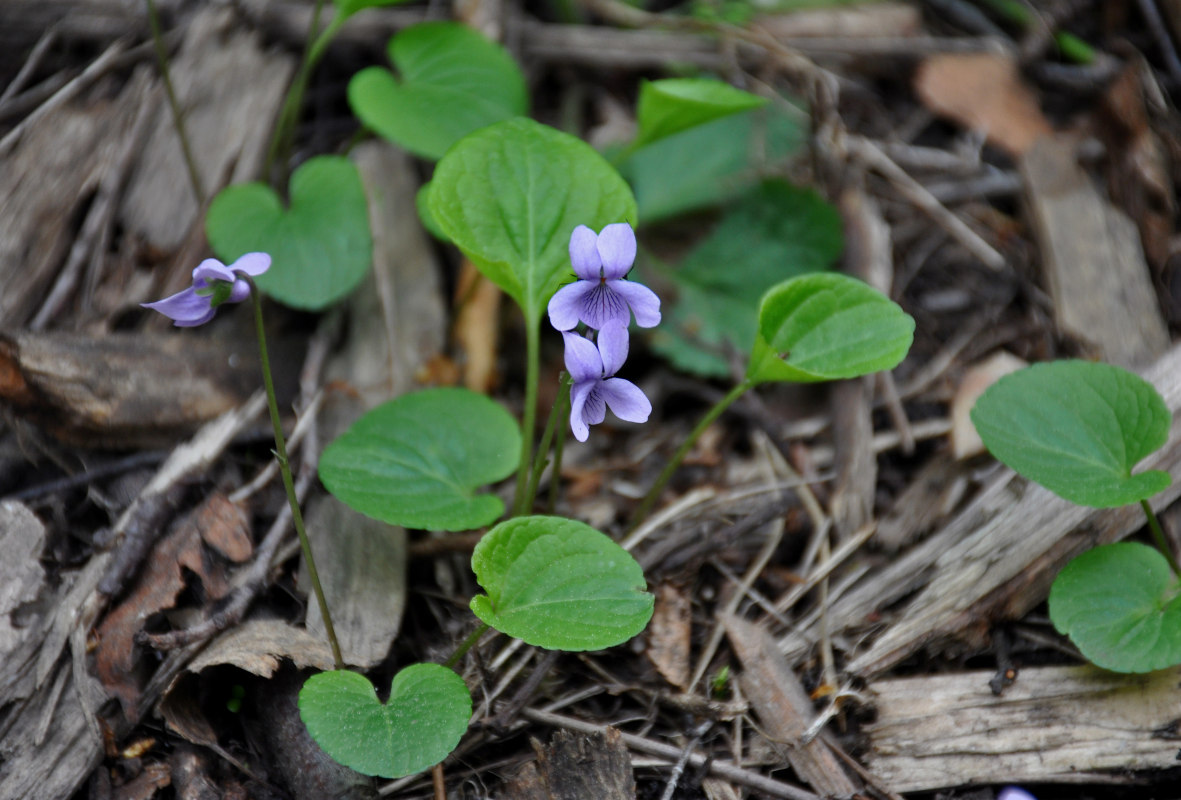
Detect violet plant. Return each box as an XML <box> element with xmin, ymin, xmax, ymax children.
<box><xmin>149</xmin><ymin>11</ymin><xmax>920</xmax><ymax>782</ymax></box>
<box><xmin>971</xmin><ymin>360</ymin><xmax>1181</xmax><ymax>673</ymax></box>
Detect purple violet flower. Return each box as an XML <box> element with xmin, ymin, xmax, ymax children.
<box><xmin>548</xmin><ymin>223</ymin><xmax>661</xmax><ymax>332</ymax></box>
<box><xmin>564</xmin><ymin>322</ymin><xmax>651</xmax><ymax>442</ymax></box>
<box><xmin>142</xmin><ymin>253</ymin><xmax>271</xmax><ymax>327</ymax></box>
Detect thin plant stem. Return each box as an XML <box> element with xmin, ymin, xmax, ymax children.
<box><xmin>630</xmin><ymin>379</ymin><xmax>755</xmax><ymax>530</ymax></box>
<box><xmin>512</xmin><ymin>321</ymin><xmax>542</xmax><ymax>516</ymax></box>
<box><xmin>264</xmin><ymin>0</ymin><xmax>339</xmax><ymax>181</ymax></box>
<box><xmin>145</xmin><ymin>0</ymin><xmax>205</xmax><ymax>206</ymax></box>
<box><xmin>1140</xmin><ymin>499</ymin><xmax>1181</xmax><ymax>576</ymax></box>
<box><xmin>524</xmin><ymin>375</ymin><xmax>572</xmax><ymax>513</ymax></box>
<box><xmin>247</xmin><ymin>278</ymin><xmax>344</xmax><ymax>669</ymax></box>
<box><xmin>444</xmin><ymin>623</ymin><xmax>490</xmax><ymax>669</ymax></box>
<box><xmin>547</xmin><ymin>388</ymin><xmax>570</xmax><ymax>515</ymax></box>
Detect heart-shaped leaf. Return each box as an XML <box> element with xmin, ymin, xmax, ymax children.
<box><xmin>348</xmin><ymin>22</ymin><xmax>527</xmax><ymax>161</ymax></box>
<box><xmin>646</xmin><ymin>180</ymin><xmax>843</xmax><ymax>377</ymax></box>
<box><xmin>206</xmin><ymin>156</ymin><xmax>372</xmax><ymax>310</ymax></box>
<box><xmin>319</xmin><ymin>388</ymin><xmax>520</xmax><ymax>531</ymax></box>
<box><xmin>970</xmin><ymin>360</ymin><xmax>1171</xmax><ymax>508</ymax></box>
<box><xmin>633</xmin><ymin>78</ymin><xmax>767</xmax><ymax>149</ymax></box>
<box><xmin>1049</xmin><ymin>542</ymin><xmax>1181</xmax><ymax>672</ymax></box>
<box><xmin>429</xmin><ymin>118</ymin><xmax>638</xmax><ymax>328</ymax></box>
<box><xmin>299</xmin><ymin>665</ymin><xmax>471</xmax><ymax>777</ymax></box>
<box><xmin>470</xmin><ymin>516</ymin><xmax>654</xmax><ymax>651</ymax></box>
<box><xmin>746</xmin><ymin>272</ymin><xmax>914</xmax><ymax>384</ymax></box>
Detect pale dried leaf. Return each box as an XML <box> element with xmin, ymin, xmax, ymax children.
<box><xmin>950</xmin><ymin>350</ymin><xmax>1026</xmax><ymax>459</ymax></box>
<box><xmin>914</xmin><ymin>53</ymin><xmax>1052</xmax><ymax>157</ymax></box>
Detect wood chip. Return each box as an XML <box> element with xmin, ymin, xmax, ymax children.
<box><xmin>865</xmin><ymin>666</ymin><xmax>1181</xmax><ymax>791</ymax></box>
<box><xmin>0</xmin><ymin>330</ymin><xmax>258</xmax><ymax>448</ymax></box>
<box><xmin>1020</xmin><ymin>132</ymin><xmax>1170</xmax><ymax>370</ymax></box>
<box><xmin>0</xmin><ymin>64</ymin><xmax>147</xmax><ymax>327</ymax></box>
<box><xmin>723</xmin><ymin>614</ymin><xmax>859</xmax><ymax>797</ymax></box>
<box><xmin>0</xmin><ymin>501</ymin><xmax>48</xmax><ymax>669</ymax></box>
<box><xmin>120</xmin><ymin>7</ymin><xmax>294</xmax><ymax>250</ymax></box>
<box><xmin>502</xmin><ymin>728</ymin><xmax>635</xmax><ymax>800</ymax></box>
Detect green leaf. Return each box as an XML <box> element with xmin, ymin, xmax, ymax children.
<box><xmin>1049</xmin><ymin>542</ymin><xmax>1181</xmax><ymax>672</ymax></box>
<box><xmin>299</xmin><ymin>666</ymin><xmax>471</xmax><ymax>778</ymax></box>
<box><xmin>415</xmin><ymin>181</ymin><xmax>448</xmax><ymax>242</ymax></box>
<box><xmin>633</xmin><ymin>78</ymin><xmax>767</xmax><ymax>149</ymax></box>
<box><xmin>335</xmin><ymin>0</ymin><xmax>415</xmax><ymax>19</ymax></box>
<box><xmin>619</xmin><ymin>104</ymin><xmax>805</xmax><ymax>223</ymax></box>
<box><xmin>470</xmin><ymin>516</ymin><xmax>654</xmax><ymax>651</ymax></box>
<box><xmin>348</xmin><ymin>22</ymin><xmax>527</xmax><ymax>161</ymax></box>
<box><xmin>319</xmin><ymin>388</ymin><xmax>520</xmax><ymax>531</ymax></box>
<box><xmin>746</xmin><ymin>272</ymin><xmax>915</xmax><ymax>384</ymax></box>
<box><xmin>970</xmin><ymin>360</ymin><xmax>1171</xmax><ymax>508</ymax></box>
<box><xmin>205</xmin><ymin>156</ymin><xmax>372</xmax><ymax>311</ymax></box>
<box><xmin>646</xmin><ymin>180</ymin><xmax>843</xmax><ymax>378</ymax></box>
<box><xmin>429</xmin><ymin>118</ymin><xmax>638</xmax><ymax>328</ymax></box>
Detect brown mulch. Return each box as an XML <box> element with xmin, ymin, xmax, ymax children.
<box><xmin>2</xmin><ymin>1</ymin><xmax>1181</xmax><ymax>799</ymax></box>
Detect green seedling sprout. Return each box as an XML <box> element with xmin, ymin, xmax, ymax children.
<box><xmin>972</xmin><ymin>360</ymin><xmax>1181</xmax><ymax>673</ymax></box>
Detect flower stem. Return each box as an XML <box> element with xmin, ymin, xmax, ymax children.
<box><xmin>512</xmin><ymin>321</ymin><xmax>541</xmax><ymax>516</ymax></box>
<box><xmin>1140</xmin><ymin>499</ymin><xmax>1181</xmax><ymax>576</ymax></box>
<box><xmin>248</xmin><ymin>280</ymin><xmax>344</xmax><ymax>670</ymax></box>
<box><xmin>629</xmin><ymin>379</ymin><xmax>755</xmax><ymax>530</ymax></box>
<box><xmin>444</xmin><ymin>623</ymin><xmax>490</xmax><ymax>669</ymax></box>
<box><xmin>145</xmin><ymin>0</ymin><xmax>205</xmax><ymax>206</ymax></box>
<box><xmin>525</xmin><ymin>375</ymin><xmax>571</xmax><ymax>512</ymax></box>
<box><xmin>264</xmin><ymin>0</ymin><xmax>339</xmax><ymax>181</ymax></box>
<box><xmin>547</xmin><ymin>397</ymin><xmax>569</xmax><ymax>515</ymax></box>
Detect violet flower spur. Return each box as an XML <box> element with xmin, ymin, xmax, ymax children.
<box><xmin>142</xmin><ymin>252</ymin><xmax>271</xmax><ymax>327</ymax></box>
<box><xmin>548</xmin><ymin>223</ymin><xmax>661</xmax><ymax>331</ymax></box>
<box><xmin>564</xmin><ymin>322</ymin><xmax>651</xmax><ymax>442</ymax></box>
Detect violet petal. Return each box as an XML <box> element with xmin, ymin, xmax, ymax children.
<box><xmin>141</xmin><ymin>287</ymin><xmax>215</xmax><ymax>327</ymax></box>
<box><xmin>549</xmin><ymin>281</ymin><xmax>595</xmax><ymax>331</ymax></box>
<box><xmin>597</xmin><ymin>322</ymin><xmax>630</xmax><ymax>377</ymax></box>
<box><xmin>609</xmin><ymin>279</ymin><xmax>662</xmax><ymax>328</ymax></box>
<box><xmin>562</xmin><ymin>332</ymin><xmax>603</xmax><ymax>383</ymax></box>
<box><xmin>599</xmin><ymin>378</ymin><xmax>651</xmax><ymax>423</ymax></box>
<box><xmin>231</xmin><ymin>252</ymin><xmax>272</xmax><ymax>277</ymax></box>
<box><xmin>568</xmin><ymin>225</ymin><xmax>601</xmax><ymax>280</ymax></box>
<box><xmin>596</xmin><ymin>223</ymin><xmax>636</xmax><ymax>280</ymax></box>
<box><xmin>569</xmin><ymin>382</ymin><xmax>594</xmax><ymax>442</ymax></box>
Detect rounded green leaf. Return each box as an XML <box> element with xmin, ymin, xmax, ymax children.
<box><xmin>205</xmin><ymin>156</ymin><xmax>372</xmax><ymax>310</ymax></box>
<box><xmin>970</xmin><ymin>360</ymin><xmax>1171</xmax><ymax>507</ymax></box>
<box><xmin>1049</xmin><ymin>542</ymin><xmax>1181</xmax><ymax>672</ymax></box>
<box><xmin>634</xmin><ymin>78</ymin><xmax>767</xmax><ymax>149</ymax></box>
<box><xmin>299</xmin><ymin>665</ymin><xmax>471</xmax><ymax>778</ymax></box>
<box><xmin>746</xmin><ymin>272</ymin><xmax>915</xmax><ymax>384</ymax></box>
<box><xmin>348</xmin><ymin>22</ymin><xmax>527</xmax><ymax>161</ymax></box>
<box><xmin>470</xmin><ymin>516</ymin><xmax>654</xmax><ymax>651</ymax></box>
<box><xmin>319</xmin><ymin>388</ymin><xmax>520</xmax><ymax>531</ymax></box>
<box><xmin>429</xmin><ymin>118</ymin><xmax>638</xmax><ymax>327</ymax></box>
